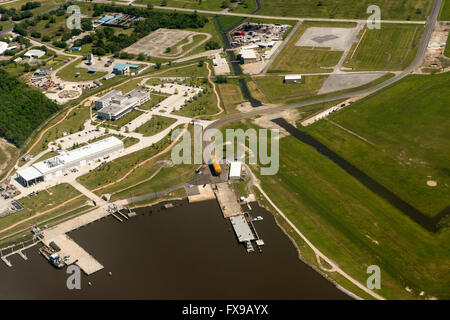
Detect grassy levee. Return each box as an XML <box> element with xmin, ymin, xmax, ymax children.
<box><xmin>295</xmin><ymin>100</ymin><xmax>347</xmax><ymax>124</ymax></box>
<box><xmin>135</xmin><ymin>115</ymin><xmax>177</xmax><ymax>136</ymax></box>
<box><xmin>224</xmin><ymin>119</ymin><xmax>449</xmax><ymax>299</ymax></box>
<box><xmin>344</xmin><ymin>24</ymin><xmax>425</xmax><ymax>71</ymax></box>
<box><xmin>257</xmin><ymin>0</ymin><xmax>432</xmax><ymax>21</ymax></box>
<box><xmin>304</xmin><ymin>73</ymin><xmax>450</xmax><ymax>217</ymax></box>
<box><xmin>110</xmin><ymin>164</ymin><xmax>194</xmax><ymax>201</ymax></box>
<box><xmin>268</xmin><ymin>21</ymin><xmax>356</xmax><ymax>74</ymax></box>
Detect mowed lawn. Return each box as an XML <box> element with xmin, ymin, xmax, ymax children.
<box><xmin>344</xmin><ymin>24</ymin><xmax>424</xmax><ymax>71</ymax></box>
<box><xmin>258</xmin><ymin>0</ymin><xmax>432</xmax><ymax>20</ymax></box>
<box><xmin>268</xmin><ymin>22</ymin><xmax>356</xmax><ymax>74</ymax></box>
<box><xmin>56</xmin><ymin>58</ymin><xmax>107</xmax><ymax>82</ymax></box>
<box><xmin>0</xmin><ymin>183</ymin><xmax>87</xmax><ymax>232</ymax></box>
<box><xmin>135</xmin><ymin>115</ymin><xmax>177</xmax><ymax>137</ymax></box>
<box><xmin>252</xmin><ymin>75</ymin><xmax>328</xmax><ymax>104</ymax></box>
<box><xmin>217</xmin><ymin>82</ymin><xmax>246</xmax><ymax>114</ymax></box>
<box><xmin>254</xmin><ymin>133</ymin><xmax>450</xmax><ymax>299</ymax></box>
<box><xmin>440</xmin><ymin>0</ymin><xmax>450</xmax><ymax>20</ymax></box>
<box><xmin>304</xmin><ymin>72</ymin><xmax>450</xmax><ymax>217</ymax></box>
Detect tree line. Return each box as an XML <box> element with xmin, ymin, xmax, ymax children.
<box><xmin>0</xmin><ymin>69</ymin><xmax>59</xmax><ymax>147</ymax></box>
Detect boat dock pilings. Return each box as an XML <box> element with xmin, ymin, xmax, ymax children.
<box><xmin>111</xmin><ymin>212</ymin><xmax>123</xmax><ymax>223</ymax></box>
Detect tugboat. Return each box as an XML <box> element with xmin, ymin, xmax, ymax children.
<box><xmin>245</xmin><ymin>240</ymin><xmax>254</xmax><ymax>253</ymax></box>
<box><xmin>39</xmin><ymin>245</ymin><xmax>66</xmax><ymax>269</ymax></box>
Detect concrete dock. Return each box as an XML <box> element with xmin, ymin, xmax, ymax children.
<box><xmin>214</xmin><ymin>182</ymin><xmax>244</xmax><ymax>218</ymax></box>
<box><xmin>187</xmin><ymin>184</ymin><xmax>215</xmax><ymax>203</ymax></box>
<box><xmin>41</xmin><ymin>204</ymin><xmax>114</xmax><ymax>275</ymax></box>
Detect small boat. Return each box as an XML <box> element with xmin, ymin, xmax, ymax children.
<box><xmin>39</xmin><ymin>245</ymin><xmax>66</xmax><ymax>269</ymax></box>
<box><xmin>245</xmin><ymin>241</ymin><xmax>254</xmax><ymax>252</ymax></box>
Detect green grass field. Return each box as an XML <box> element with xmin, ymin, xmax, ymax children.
<box><xmin>224</xmin><ymin>119</ymin><xmax>449</xmax><ymax>299</ymax></box>
<box><xmin>56</xmin><ymin>58</ymin><xmax>107</xmax><ymax>82</ymax></box>
<box><xmin>268</xmin><ymin>22</ymin><xmax>356</xmax><ymax>74</ymax></box>
<box><xmin>440</xmin><ymin>0</ymin><xmax>450</xmax><ymax>20</ymax></box>
<box><xmin>258</xmin><ymin>0</ymin><xmax>432</xmax><ymax>21</ymax></box>
<box><xmin>304</xmin><ymin>72</ymin><xmax>450</xmax><ymax>217</ymax></box>
<box><xmin>134</xmin><ymin>115</ymin><xmax>177</xmax><ymax>136</ymax></box>
<box><xmin>29</xmin><ymin>104</ymin><xmax>90</xmax><ymax>155</ymax></box>
<box><xmin>252</xmin><ymin>75</ymin><xmax>328</xmax><ymax>104</ymax></box>
<box><xmin>344</xmin><ymin>24</ymin><xmax>424</xmax><ymax>71</ymax></box>
<box><xmin>101</xmin><ymin>110</ymin><xmax>144</xmax><ymax>130</ymax></box>
<box><xmin>0</xmin><ymin>183</ymin><xmax>87</xmax><ymax>232</ymax></box>
<box><xmin>217</xmin><ymin>81</ymin><xmax>245</xmax><ymax>114</ymax></box>
<box><xmin>135</xmin><ymin>0</ymin><xmax>255</xmax><ymax>13</ymax></box>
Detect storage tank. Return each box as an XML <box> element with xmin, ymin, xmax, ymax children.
<box><xmin>210</xmin><ymin>155</ymin><xmax>222</xmax><ymax>175</ymax></box>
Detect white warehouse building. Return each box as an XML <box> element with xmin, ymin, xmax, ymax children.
<box><xmin>229</xmin><ymin>161</ymin><xmax>242</xmax><ymax>180</ymax></box>
<box><xmin>16</xmin><ymin>136</ymin><xmax>124</xmax><ymax>187</ymax></box>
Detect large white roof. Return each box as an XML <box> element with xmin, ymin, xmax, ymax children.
<box><xmin>0</xmin><ymin>42</ymin><xmax>8</xmax><ymax>55</ymax></box>
<box><xmin>33</xmin><ymin>136</ymin><xmax>124</xmax><ymax>175</ymax></box>
<box><xmin>229</xmin><ymin>161</ymin><xmax>242</xmax><ymax>178</ymax></box>
<box><xmin>16</xmin><ymin>166</ymin><xmax>43</xmax><ymax>181</ymax></box>
<box><xmin>239</xmin><ymin>49</ymin><xmax>257</xmax><ymax>59</ymax></box>
<box><xmin>285</xmin><ymin>74</ymin><xmax>302</xmax><ymax>80</ymax></box>
<box><xmin>24</xmin><ymin>49</ymin><xmax>45</xmax><ymax>58</ymax></box>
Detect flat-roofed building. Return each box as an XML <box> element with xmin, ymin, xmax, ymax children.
<box><xmin>16</xmin><ymin>137</ymin><xmax>124</xmax><ymax>187</ymax></box>
<box><xmin>239</xmin><ymin>48</ymin><xmax>257</xmax><ymax>64</ymax></box>
<box><xmin>113</xmin><ymin>63</ymin><xmax>130</xmax><ymax>75</ymax></box>
<box><xmin>229</xmin><ymin>161</ymin><xmax>242</xmax><ymax>180</ymax></box>
<box><xmin>97</xmin><ymin>89</ymin><xmax>150</xmax><ymax>121</ymax></box>
<box><xmin>0</xmin><ymin>42</ymin><xmax>8</xmax><ymax>55</ymax></box>
<box><xmin>284</xmin><ymin>74</ymin><xmax>302</xmax><ymax>83</ymax></box>
<box><xmin>24</xmin><ymin>49</ymin><xmax>45</xmax><ymax>58</ymax></box>
<box><xmin>94</xmin><ymin>89</ymin><xmax>123</xmax><ymax>110</ymax></box>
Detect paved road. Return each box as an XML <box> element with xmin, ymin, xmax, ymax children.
<box><xmin>90</xmin><ymin>0</ymin><xmax>427</xmax><ymax>24</ymax></box>
<box><xmin>206</xmin><ymin>0</ymin><xmax>442</xmax><ymax>131</ymax></box>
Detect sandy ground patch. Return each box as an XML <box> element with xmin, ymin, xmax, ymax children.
<box><xmin>427</xmin><ymin>180</ymin><xmax>437</xmax><ymax>187</ymax></box>
<box><xmin>296</xmin><ymin>27</ymin><xmax>359</xmax><ymax>51</ymax></box>
<box><xmin>318</xmin><ymin>72</ymin><xmax>386</xmax><ymax>94</ymax></box>
<box><xmin>242</xmin><ymin>61</ymin><xmax>266</xmax><ymax>74</ymax></box>
<box><xmin>416</xmin><ymin>21</ymin><xmax>450</xmax><ymax>74</ymax></box>
<box><xmin>252</xmin><ymin>109</ymin><xmax>299</xmax><ymax>138</ymax></box>
<box><xmin>124</xmin><ymin>28</ymin><xmax>211</xmax><ymax>59</ymax></box>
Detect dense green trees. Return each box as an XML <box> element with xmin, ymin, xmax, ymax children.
<box><xmin>0</xmin><ymin>69</ymin><xmax>59</xmax><ymax>147</ymax></box>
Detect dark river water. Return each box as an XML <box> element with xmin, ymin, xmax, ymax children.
<box><xmin>0</xmin><ymin>199</ymin><xmax>349</xmax><ymax>299</ymax></box>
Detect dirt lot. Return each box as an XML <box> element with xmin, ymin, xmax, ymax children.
<box><xmin>124</xmin><ymin>28</ymin><xmax>211</xmax><ymax>59</ymax></box>
<box><xmin>417</xmin><ymin>21</ymin><xmax>450</xmax><ymax>74</ymax></box>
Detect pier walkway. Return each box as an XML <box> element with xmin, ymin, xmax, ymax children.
<box><xmin>41</xmin><ymin>204</ymin><xmax>114</xmax><ymax>275</ymax></box>
<box><xmin>214</xmin><ymin>182</ymin><xmax>243</xmax><ymax>218</ymax></box>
